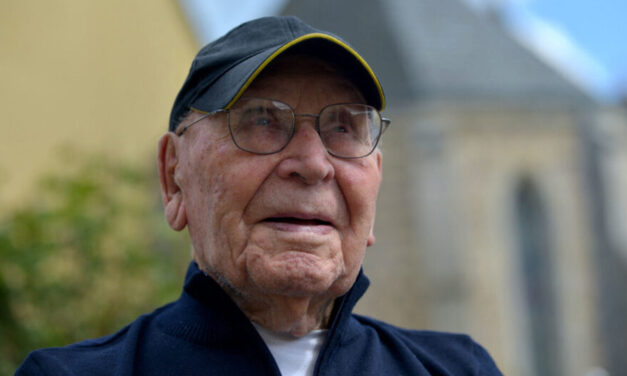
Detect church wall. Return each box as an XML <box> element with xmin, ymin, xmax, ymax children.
<box><xmin>596</xmin><ymin>107</ymin><xmax>627</xmax><ymax>260</ymax></box>
<box><xmin>358</xmin><ymin>101</ymin><xmax>603</xmax><ymax>376</ymax></box>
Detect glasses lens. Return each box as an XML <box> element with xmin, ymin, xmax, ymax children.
<box><xmin>319</xmin><ymin>104</ymin><xmax>381</xmax><ymax>158</ymax></box>
<box><xmin>228</xmin><ymin>98</ymin><xmax>294</xmax><ymax>154</ymax></box>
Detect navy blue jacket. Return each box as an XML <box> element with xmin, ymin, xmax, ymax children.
<box><xmin>16</xmin><ymin>262</ymin><xmax>502</xmax><ymax>375</ymax></box>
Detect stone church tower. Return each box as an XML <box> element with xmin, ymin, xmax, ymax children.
<box><xmin>281</xmin><ymin>0</ymin><xmax>626</xmax><ymax>374</ymax></box>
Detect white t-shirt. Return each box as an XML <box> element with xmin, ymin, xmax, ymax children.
<box><xmin>253</xmin><ymin>323</ymin><xmax>328</xmax><ymax>376</ymax></box>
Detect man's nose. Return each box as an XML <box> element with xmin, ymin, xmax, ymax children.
<box><xmin>275</xmin><ymin>118</ymin><xmax>335</xmax><ymax>184</ymax></box>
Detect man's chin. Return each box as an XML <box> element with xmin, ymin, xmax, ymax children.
<box><xmin>248</xmin><ymin>257</ymin><xmax>343</xmax><ymax>297</ymax></box>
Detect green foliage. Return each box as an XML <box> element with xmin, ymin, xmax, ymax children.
<box><xmin>0</xmin><ymin>152</ymin><xmax>190</xmax><ymax>373</ymax></box>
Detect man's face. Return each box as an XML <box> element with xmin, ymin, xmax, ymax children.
<box><xmin>163</xmin><ymin>56</ymin><xmax>382</xmax><ymax>302</ymax></box>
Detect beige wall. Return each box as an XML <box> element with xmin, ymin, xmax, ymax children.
<box><xmin>596</xmin><ymin>106</ymin><xmax>627</xmax><ymax>260</ymax></box>
<box><xmin>449</xmin><ymin>107</ymin><xmax>600</xmax><ymax>376</ymax></box>
<box><xmin>1</xmin><ymin>0</ymin><xmax>198</xmax><ymax>208</ymax></box>
<box><xmin>357</xmin><ymin>102</ymin><xmax>602</xmax><ymax>376</ymax></box>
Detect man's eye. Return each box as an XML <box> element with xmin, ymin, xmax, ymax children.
<box><xmin>239</xmin><ymin>107</ymin><xmax>280</xmax><ymax>128</ymax></box>
<box><xmin>332</xmin><ymin>123</ymin><xmax>351</xmax><ymax>133</ymax></box>
<box><xmin>254</xmin><ymin>116</ymin><xmax>273</xmax><ymax>126</ymax></box>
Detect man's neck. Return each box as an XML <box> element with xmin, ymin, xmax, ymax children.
<box><xmin>232</xmin><ymin>292</ymin><xmax>336</xmax><ymax>338</ymax></box>
<box><xmin>196</xmin><ymin>261</ymin><xmax>340</xmax><ymax>337</ymax></box>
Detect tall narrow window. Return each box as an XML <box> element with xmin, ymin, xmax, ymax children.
<box><xmin>515</xmin><ymin>177</ymin><xmax>563</xmax><ymax>376</ymax></box>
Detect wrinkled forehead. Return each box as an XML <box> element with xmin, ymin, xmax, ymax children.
<box><xmin>246</xmin><ymin>54</ymin><xmax>366</xmax><ymax>104</ymax></box>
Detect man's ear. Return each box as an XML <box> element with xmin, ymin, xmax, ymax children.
<box><xmin>367</xmin><ymin>149</ymin><xmax>382</xmax><ymax>247</ymax></box>
<box><xmin>376</xmin><ymin>148</ymin><xmax>382</xmax><ymax>175</ymax></box>
<box><xmin>367</xmin><ymin>229</ymin><xmax>376</xmax><ymax>247</ymax></box>
<box><xmin>158</xmin><ymin>133</ymin><xmax>187</xmax><ymax>231</ymax></box>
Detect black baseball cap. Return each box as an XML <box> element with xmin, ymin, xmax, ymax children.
<box><xmin>169</xmin><ymin>16</ymin><xmax>385</xmax><ymax>131</ymax></box>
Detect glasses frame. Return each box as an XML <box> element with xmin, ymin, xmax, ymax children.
<box><xmin>176</xmin><ymin>97</ymin><xmax>391</xmax><ymax>159</ymax></box>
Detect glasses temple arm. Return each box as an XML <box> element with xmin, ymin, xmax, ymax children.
<box><xmin>381</xmin><ymin>117</ymin><xmax>391</xmax><ymax>134</ymax></box>
<box><xmin>176</xmin><ymin>110</ymin><xmax>223</xmax><ymax>136</ymax></box>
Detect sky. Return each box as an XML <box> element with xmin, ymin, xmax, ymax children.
<box><xmin>180</xmin><ymin>0</ymin><xmax>626</xmax><ymax>103</ymax></box>
<box><xmin>467</xmin><ymin>0</ymin><xmax>627</xmax><ymax>101</ymax></box>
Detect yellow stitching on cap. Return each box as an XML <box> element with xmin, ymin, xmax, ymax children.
<box><xmin>223</xmin><ymin>33</ymin><xmax>385</xmax><ymax>110</ymax></box>
<box><xmin>189</xmin><ymin>107</ymin><xmax>209</xmax><ymax>114</ymax></box>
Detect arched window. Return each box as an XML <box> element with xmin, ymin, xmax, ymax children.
<box><xmin>514</xmin><ymin>177</ymin><xmax>563</xmax><ymax>376</ymax></box>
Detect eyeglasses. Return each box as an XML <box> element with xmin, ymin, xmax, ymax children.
<box><xmin>176</xmin><ymin>97</ymin><xmax>390</xmax><ymax>159</ymax></box>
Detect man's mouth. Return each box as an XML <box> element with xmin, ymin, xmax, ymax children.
<box><xmin>263</xmin><ymin>217</ymin><xmax>332</xmax><ymax>227</ymax></box>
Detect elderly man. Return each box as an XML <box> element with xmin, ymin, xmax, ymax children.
<box><xmin>17</xmin><ymin>16</ymin><xmax>501</xmax><ymax>375</ymax></box>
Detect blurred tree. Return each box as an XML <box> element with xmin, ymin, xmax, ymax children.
<box><xmin>0</xmin><ymin>151</ymin><xmax>190</xmax><ymax>373</ymax></box>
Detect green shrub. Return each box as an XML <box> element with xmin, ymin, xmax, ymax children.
<box><xmin>0</xmin><ymin>152</ymin><xmax>190</xmax><ymax>373</ymax></box>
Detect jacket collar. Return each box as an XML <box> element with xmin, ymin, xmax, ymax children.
<box><xmin>158</xmin><ymin>261</ymin><xmax>370</xmax><ymax>345</ymax></box>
